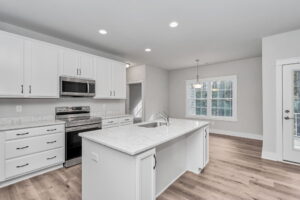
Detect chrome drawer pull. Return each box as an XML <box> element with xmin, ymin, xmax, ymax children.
<box><xmin>47</xmin><ymin>156</ymin><xmax>57</xmax><ymax>160</ymax></box>
<box><xmin>47</xmin><ymin>128</ymin><xmax>57</xmax><ymax>132</ymax></box>
<box><xmin>16</xmin><ymin>146</ymin><xmax>29</xmax><ymax>150</ymax></box>
<box><xmin>107</xmin><ymin>121</ymin><xmax>114</xmax><ymax>124</ymax></box>
<box><xmin>16</xmin><ymin>132</ymin><xmax>29</xmax><ymax>136</ymax></box>
<box><xmin>46</xmin><ymin>140</ymin><xmax>57</xmax><ymax>144</ymax></box>
<box><xmin>16</xmin><ymin>163</ymin><xmax>29</xmax><ymax>168</ymax></box>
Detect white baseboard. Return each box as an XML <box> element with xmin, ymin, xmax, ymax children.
<box><xmin>261</xmin><ymin>151</ymin><xmax>280</xmax><ymax>161</ymax></box>
<box><xmin>210</xmin><ymin>129</ymin><xmax>262</xmax><ymax>140</ymax></box>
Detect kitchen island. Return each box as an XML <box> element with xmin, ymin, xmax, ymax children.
<box><xmin>80</xmin><ymin>118</ymin><xmax>209</xmax><ymax>200</ymax></box>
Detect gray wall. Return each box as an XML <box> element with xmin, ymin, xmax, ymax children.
<box><xmin>169</xmin><ymin>57</ymin><xmax>262</xmax><ymax>136</ymax></box>
<box><xmin>262</xmin><ymin>29</ymin><xmax>300</xmax><ymax>155</ymax></box>
<box><xmin>145</xmin><ymin>66</ymin><xmax>169</xmax><ymax>120</ymax></box>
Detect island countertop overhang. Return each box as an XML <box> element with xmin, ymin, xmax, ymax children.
<box><xmin>79</xmin><ymin>118</ymin><xmax>209</xmax><ymax>156</ymax></box>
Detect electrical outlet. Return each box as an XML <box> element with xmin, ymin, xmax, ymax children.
<box><xmin>16</xmin><ymin>105</ymin><xmax>22</xmax><ymax>113</ymax></box>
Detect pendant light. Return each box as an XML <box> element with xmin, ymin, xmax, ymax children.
<box><xmin>193</xmin><ymin>59</ymin><xmax>202</xmax><ymax>88</ymax></box>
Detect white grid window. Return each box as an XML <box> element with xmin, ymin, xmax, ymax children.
<box><xmin>186</xmin><ymin>75</ymin><xmax>237</xmax><ymax>121</ymax></box>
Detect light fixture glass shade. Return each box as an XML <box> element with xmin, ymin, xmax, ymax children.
<box><xmin>193</xmin><ymin>82</ymin><xmax>202</xmax><ymax>89</ymax></box>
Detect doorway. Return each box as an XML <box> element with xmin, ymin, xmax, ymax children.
<box><xmin>282</xmin><ymin>63</ymin><xmax>300</xmax><ymax>163</ymax></box>
<box><xmin>127</xmin><ymin>82</ymin><xmax>144</xmax><ymax>123</ymax></box>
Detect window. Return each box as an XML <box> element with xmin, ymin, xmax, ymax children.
<box><xmin>186</xmin><ymin>75</ymin><xmax>237</xmax><ymax>121</ymax></box>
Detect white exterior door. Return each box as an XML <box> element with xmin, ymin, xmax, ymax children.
<box><xmin>0</xmin><ymin>32</ymin><xmax>24</xmax><ymax>97</ymax></box>
<box><xmin>112</xmin><ymin>61</ymin><xmax>126</xmax><ymax>99</ymax></box>
<box><xmin>283</xmin><ymin>63</ymin><xmax>300</xmax><ymax>163</ymax></box>
<box><xmin>26</xmin><ymin>41</ymin><xmax>59</xmax><ymax>98</ymax></box>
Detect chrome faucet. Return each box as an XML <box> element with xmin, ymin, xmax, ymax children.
<box><xmin>157</xmin><ymin>112</ymin><xmax>170</xmax><ymax>125</ymax></box>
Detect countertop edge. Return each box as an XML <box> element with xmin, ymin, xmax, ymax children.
<box><xmin>0</xmin><ymin>120</ymin><xmax>66</xmax><ymax>131</ymax></box>
<box><xmin>81</xmin><ymin>122</ymin><xmax>209</xmax><ymax>156</ymax></box>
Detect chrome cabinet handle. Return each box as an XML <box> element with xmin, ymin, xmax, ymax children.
<box><xmin>16</xmin><ymin>146</ymin><xmax>29</xmax><ymax>150</ymax></box>
<box><xmin>284</xmin><ymin>116</ymin><xmax>295</xmax><ymax>120</ymax></box>
<box><xmin>47</xmin><ymin>128</ymin><xmax>57</xmax><ymax>132</ymax></box>
<box><xmin>114</xmin><ymin>91</ymin><xmax>115</xmax><ymax>96</ymax></box>
<box><xmin>110</xmin><ymin>91</ymin><xmax>112</xmax><ymax>96</ymax></box>
<box><xmin>107</xmin><ymin>121</ymin><xmax>114</xmax><ymax>124</ymax></box>
<box><xmin>153</xmin><ymin>154</ymin><xmax>157</xmax><ymax>170</ymax></box>
<box><xmin>29</xmin><ymin>85</ymin><xmax>32</xmax><ymax>94</ymax></box>
<box><xmin>79</xmin><ymin>69</ymin><xmax>82</xmax><ymax>75</ymax></box>
<box><xmin>17</xmin><ymin>163</ymin><xmax>29</xmax><ymax>168</ymax></box>
<box><xmin>47</xmin><ymin>156</ymin><xmax>57</xmax><ymax>160</ymax></box>
<box><xmin>16</xmin><ymin>132</ymin><xmax>29</xmax><ymax>136</ymax></box>
<box><xmin>76</xmin><ymin>68</ymin><xmax>79</xmax><ymax>75</ymax></box>
<box><xmin>46</xmin><ymin>140</ymin><xmax>57</xmax><ymax>144</ymax></box>
<box><xmin>21</xmin><ymin>85</ymin><xmax>24</xmax><ymax>94</ymax></box>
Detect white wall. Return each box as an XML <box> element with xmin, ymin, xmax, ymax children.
<box><xmin>169</xmin><ymin>57</ymin><xmax>263</xmax><ymax>138</ymax></box>
<box><xmin>0</xmin><ymin>98</ymin><xmax>125</xmax><ymax>121</ymax></box>
<box><xmin>127</xmin><ymin>65</ymin><xmax>169</xmax><ymax>121</ymax></box>
<box><xmin>262</xmin><ymin>29</ymin><xmax>300</xmax><ymax>158</ymax></box>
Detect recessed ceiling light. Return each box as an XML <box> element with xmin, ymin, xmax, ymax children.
<box><xmin>145</xmin><ymin>48</ymin><xmax>151</xmax><ymax>52</ymax></box>
<box><xmin>169</xmin><ymin>21</ymin><xmax>179</xmax><ymax>28</ymax></box>
<box><xmin>98</xmin><ymin>29</ymin><xmax>108</xmax><ymax>35</ymax></box>
<box><xmin>126</xmin><ymin>63</ymin><xmax>130</xmax><ymax>68</ymax></box>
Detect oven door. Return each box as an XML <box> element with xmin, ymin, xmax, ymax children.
<box><xmin>65</xmin><ymin>123</ymin><xmax>101</xmax><ymax>167</ymax></box>
<box><xmin>60</xmin><ymin>77</ymin><xmax>95</xmax><ymax>97</ymax></box>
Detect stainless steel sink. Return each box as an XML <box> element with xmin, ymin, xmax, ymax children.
<box><xmin>138</xmin><ymin>122</ymin><xmax>168</xmax><ymax>128</ymax></box>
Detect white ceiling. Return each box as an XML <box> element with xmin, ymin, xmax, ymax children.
<box><xmin>0</xmin><ymin>0</ymin><xmax>300</xmax><ymax>70</ymax></box>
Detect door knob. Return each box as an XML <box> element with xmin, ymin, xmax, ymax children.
<box><xmin>285</xmin><ymin>110</ymin><xmax>290</xmax><ymax>113</ymax></box>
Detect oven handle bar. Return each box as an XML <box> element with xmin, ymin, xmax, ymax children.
<box><xmin>66</xmin><ymin>123</ymin><xmax>102</xmax><ymax>132</ymax></box>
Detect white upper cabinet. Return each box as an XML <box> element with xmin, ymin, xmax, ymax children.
<box><xmin>60</xmin><ymin>50</ymin><xmax>79</xmax><ymax>77</ymax></box>
<box><xmin>94</xmin><ymin>57</ymin><xmax>112</xmax><ymax>98</ymax></box>
<box><xmin>25</xmin><ymin>41</ymin><xmax>59</xmax><ymax>98</ymax></box>
<box><xmin>111</xmin><ymin>61</ymin><xmax>126</xmax><ymax>99</ymax></box>
<box><xmin>0</xmin><ymin>31</ymin><xmax>24</xmax><ymax>97</ymax></box>
<box><xmin>60</xmin><ymin>49</ymin><xmax>94</xmax><ymax>79</ymax></box>
<box><xmin>94</xmin><ymin>57</ymin><xmax>126</xmax><ymax>99</ymax></box>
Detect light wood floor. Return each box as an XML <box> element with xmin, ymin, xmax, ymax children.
<box><xmin>1</xmin><ymin>134</ymin><xmax>300</xmax><ymax>200</ymax></box>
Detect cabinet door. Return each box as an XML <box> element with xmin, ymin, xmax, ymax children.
<box><xmin>80</xmin><ymin>54</ymin><xmax>95</xmax><ymax>79</ymax></box>
<box><xmin>94</xmin><ymin>57</ymin><xmax>112</xmax><ymax>98</ymax></box>
<box><xmin>203</xmin><ymin>126</ymin><xmax>209</xmax><ymax>166</ymax></box>
<box><xmin>111</xmin><ymin>61</ymin><xmax>126</xmax><ymax>99</ymax></box>
<box><xmin>136</xmin><ymin>149</ymin><xmax>156</xmax><ymax>200</ymax></box>
<box><xmin>0</xmin><ymin>32</ymin><xmax>24</xmax><ymax>97</ymax></box>
<box><xmin>26</xmin><ymin>41</ymin><xmax>59</xmax><ymax>98</ymax></box>
<box><xmin>60</xmin><ymin>50</ymin><xmax>79</xmax><ymax>77</ymax></box>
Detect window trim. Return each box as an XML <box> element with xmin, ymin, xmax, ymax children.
<box><xmin>185</xmin><ymin>75</ymin><xmax>238</xmax><ymax>121</ymax></box>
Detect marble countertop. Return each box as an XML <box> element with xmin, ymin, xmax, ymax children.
<box><xmin>0</xmin><ymin>120</ymin><xmax>65</xmax><ymax>131</ymax></box>
<box><xmin>80</xmin><ymin>118</ymin><xmax>209</xmax><ymax>156</ymax></box>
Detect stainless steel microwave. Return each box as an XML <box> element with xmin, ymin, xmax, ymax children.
<box><xmin>60</xmin><ymin>77</ymin><xmax>95</xmax><ymax>97</ymax></box>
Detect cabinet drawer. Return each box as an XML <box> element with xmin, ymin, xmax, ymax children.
<box><xmin>102</xmin><ymin>119</ymin><xmax>119</xmax><ymax>127</ymax></box>
<box><xmin>119</xmin><ymin>117</ymin><xmax>133</xmax><ymax>125</ymax></box>
<box><xmin>6</xmin><ymin>133</ymin><xmax>64</xmax><ymax>159</ymax></box>
<box><xmin>5</xmin><ymin>147</ymin><xmax>64</xmax><ymax>179</ymax></box>
<box><xmin>5</xmin><ymin>124</ymin><xmax>64</xmax><ymax>140</ymax></box>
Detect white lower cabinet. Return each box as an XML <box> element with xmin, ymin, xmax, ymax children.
<box><xmin>6</xmin><ymin>147</ymin><xmax>64</xmax><ymax>179</ymax></box>
<box><xmin>0</xmin><ymin>124</ymin><xmax>65</xmax><ymax>186</ymax></box>
<box><xmin>136</xmin><ymin>149</ymin><xmax>156</xmax><ymax>200</ymax></box>
<box><xmin>102</xmin><ymin>116</ymin><xmax>133</xmax><ymax>129</ymax></box>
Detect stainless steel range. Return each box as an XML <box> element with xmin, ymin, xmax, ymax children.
<box><xmin>55</xmin><ymin>106</ymin><xmax>101</xmax><ymax>167</ymax></box>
